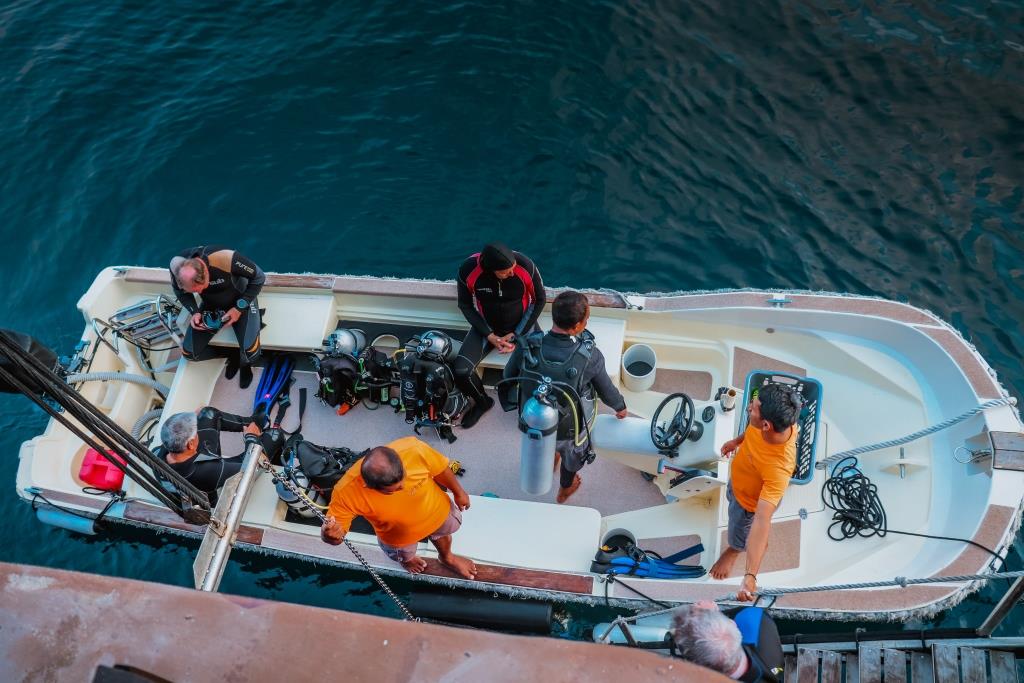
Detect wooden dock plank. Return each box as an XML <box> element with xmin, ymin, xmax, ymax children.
<box><xmin>911</xmin><ymin>651</ymin><xmax>935</xmax><ymax>683</ymax></box>
<box><xmin>990</xmin><ymin>650</ymin><xmax>1019</xmax><ymax>683</ymax></box>
<box><xmin>820</xmin><ymin>650</ymin><xmax>842</xmax><ymax>683</ymax></box>
<box><xmin>991</xmin><ymin>431</ymin><xmax>1024</xmax><ymax>471</ymax></box>
<box><xmin>959</xmin><ymin>648</ymin><xmax>985</xmax><ymax>683</ymax></box>
<box><xmin>883</xmin><ymin>649</ymin><xmax>908</xmax><ymax>683</ymax></box>
<box><xmin>859</xmin><ymin>647</ymin><xmax>882</xmax><ymax>683</ymax></box>
<box><xmin>932</xmin><ymin>644</ymin><xmax>960</xmax><ymax>683</ymax></box>
<box><xmin>845</xmin><ymin>653</ymin><xmax>859</xmax><ymax>683</ymax></box>
<box><xmin>797</xmin><ymin>648</ymin><xmax>820</xmax><ymax>683</ymax></box>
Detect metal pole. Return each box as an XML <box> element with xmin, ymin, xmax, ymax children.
<box><xmin>194</xmin><ymin>439</ymin><xmax>265</xmax><ymax>592</ymax></box>
<box><xmin>977</xmin><ymin>576</ymin><xmax>1024</xmax><ymax>638</ymax></box>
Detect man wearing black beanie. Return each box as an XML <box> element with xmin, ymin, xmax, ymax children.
<box><xmin>454</xmin><ymin>243</ymin><xmax>545</xmax><ymax>428</ymax></box>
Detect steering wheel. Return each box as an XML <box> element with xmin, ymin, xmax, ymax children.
<box><xmin>651</xmin><ymin>392</ymin><xmax>696</xmax><ymax>452</ymax></box>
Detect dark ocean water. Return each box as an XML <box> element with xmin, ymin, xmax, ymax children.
<box><xmin>1</xmin><ymin>0</ymin><xmax>1023</xmax><ymax>640</ymax></box>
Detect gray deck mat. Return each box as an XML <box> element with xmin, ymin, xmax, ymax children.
<box><xmin>208</xmin><ymin>367</ymin><xmax>666</xmax><ymax>516</ymax></box>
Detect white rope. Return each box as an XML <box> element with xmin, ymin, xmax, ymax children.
<box><xmin>817</xmin><ymin>397</ymin><xmax>1016</xmax><ymax>470</ymax></box>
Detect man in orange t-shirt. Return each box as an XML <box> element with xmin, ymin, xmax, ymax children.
<box><xmin>710</xmin><ymin>384</ymin><xmax>803</xmax><ymax>602</ymax></box>
<box><xmin>320</xmin><ymin>436</ymin><xmax>477</xmax><ymax>579</ymax></box>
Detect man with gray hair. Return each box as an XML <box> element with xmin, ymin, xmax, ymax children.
<box><xmin>671</xmin><ymin>601</ymin><xmax>783</xmax><ymax>682</ymax></box>
<box><xmin>170</xmin><ymin>245</ymin><xmax>266</xmax><ymax>389</ymax></box>
<box><xmin>161</xmin><ymin>407</ymin><xmax>261</xmax><ymax>499</ymax></box>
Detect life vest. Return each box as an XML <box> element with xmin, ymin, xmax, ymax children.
<box><xmin>464</xmin><ymin>252</ymin><xmax>537</xmax><ymax>316</ymax></box>
<box><xmin>516</xmin><ymin>330</ymin><xmax>596</xmax><ymax>444</ymax></box>
<box><xmin>734</xmin><ymin>607</ymin><xmax>783</xmax><ymax>683</ymax></box>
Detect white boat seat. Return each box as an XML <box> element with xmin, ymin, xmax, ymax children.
<box><xmin>455</xmin><ymin>495</ymin><xmax>602</xmax><ymax>572</ymax></box>
<box><xmin>198</xmin><ymin>292</ymin><xmax>335</xmax><ymax>352</ymax></box>
<box><xmin>592</xmin><ymin>414</ymin><xmax>663</xmax><ymax>458</ymax></box>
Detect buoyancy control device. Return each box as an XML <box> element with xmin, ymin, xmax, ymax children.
<box><xmin>513</xmin><ymin>331</ymin><xmax>597</xmax><ymax>494</ymax></box>
<box><xmin>314</xmin><ymin>328</ymin><xmax>398</xmax><ymax>409</ymax></box>
<box><xmin>398</xmin><ymin>330</ymin><xmax>467</xmax><ymax>443</ymax></box>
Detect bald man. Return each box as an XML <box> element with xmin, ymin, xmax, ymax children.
<box><xmin>321</xmin><ymin>436</ymin><xmax>477</xmax><ymax>579</ymax></box>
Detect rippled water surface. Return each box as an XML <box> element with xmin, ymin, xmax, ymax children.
<box><xmin>1</xmin><ymin>0</ymin><xmax>1022</xmax><ymax>639</ymax></box>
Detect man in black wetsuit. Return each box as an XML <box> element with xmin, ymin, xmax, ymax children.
<box><xmin>160</xmin><ymin>408</ymin><xmax>261</xmax><ymax>500</ymax></box>
<box><xmin>670</xmin><ymin>602</ymin><xmax>784</xmax><ymax>682</ymax></box>
<box><xmin>503</xmin><ymin>290</ymin><xmax>627</xmax><ymax>503</ymax></box>
<box><xmin>455</xmin><ymin>243</ymin><xmax>545</xmax><ymax>429</ymax></box>
<box><xmin>170</xmin><ymin>245</ymin><xmax>266</xmax><ymax>388</ymax></box>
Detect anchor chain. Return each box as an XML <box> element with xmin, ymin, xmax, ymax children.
<box><xmin>257</xmin><ymin>459</ymin><xmax>418</xmax><ymax>621</ymax></box>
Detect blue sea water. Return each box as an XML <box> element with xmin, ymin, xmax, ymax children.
<box><xmin>1</xmin><ymin>0</ymin><xmax>1023</xmax><ymax>640</ymax></box>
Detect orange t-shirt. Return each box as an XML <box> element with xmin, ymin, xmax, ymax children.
<box><xmin>326</xmin><ymin>436</ymin><xmax>451</xmax><ymax>546</ymax></box>
<box><xmin>730</xmin><ymin>424</ymin><xmax>798</xmax><ymax>513</ymax></box>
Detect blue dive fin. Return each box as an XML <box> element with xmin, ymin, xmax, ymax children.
<box><xmin>253</xmin><ymin>355</ymin><xmax>295</xmax><ymax>415</ymax></box>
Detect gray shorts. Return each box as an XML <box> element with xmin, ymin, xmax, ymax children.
<box><xmin>378</xmin><ymin>497</ymin><xmax>463</xmax><ymax>563</ymax></box>
<box><xmin>726</xmin><ymin>484</ymin><xmax>755</xmax><ymax>551</ymax></box>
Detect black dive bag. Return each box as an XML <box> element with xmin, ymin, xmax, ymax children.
<box><xmin>287</xmin><ymin>436</ymin><xmax>364</xmax><ymax>490</ymax></box>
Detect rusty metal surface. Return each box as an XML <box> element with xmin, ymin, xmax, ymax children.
<box><xmin>0</xmin><ymin>562</ymin><xmax>724</xmax><ymax>682</ymax></box>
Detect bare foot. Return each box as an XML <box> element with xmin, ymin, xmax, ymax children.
<box><xmin>709</xmin><ymin>546</ymin><xmax>740</xmax><ymax>580</ymax></box>
<box><xmin>556</xmin><ymin>474</ymin><xmax>582</xmax><ymax>504</ymax></box>
<box><xmin>401</xmin><ymin>556</ymin><xmax>428</xmax><ymax>574</ymax></box>
<box><xmin>439</xmin><ymin>553</ymin><xmax>478</xmax><ymax>580</ymax></box>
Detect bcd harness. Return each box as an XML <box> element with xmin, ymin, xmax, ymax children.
<box><xmin>517</xmin><ymin>330</ymin><xmax>597</xmax><ymax>449</ymax></box>
<box><xmin>397</xmin><ymin>333</ymin><xmax>467</xmax><ymax>443</ymax></box>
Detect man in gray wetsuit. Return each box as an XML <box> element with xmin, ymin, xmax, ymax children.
<box><xmin>503</xmin><ymin>290</ymin><xmax>627</xmax><ymax>503</ymax></box>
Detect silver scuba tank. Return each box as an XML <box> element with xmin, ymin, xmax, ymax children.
<box><xmin>324</xmin><ymin>328</ymin><xmax>366</xmax><ymax>357</ymax></box>
<box><xmin>518</xmin><ymin>381</ymin><xmax>560</xmax><ymax>494</ymax></box>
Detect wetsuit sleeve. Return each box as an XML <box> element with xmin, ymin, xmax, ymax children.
<box><xmin>457</xmin><ymin>258</ymin><xmax>492</xmax><ymax>336</ymax></box>
<box><xmin>230</xmin><ymin>251</ymin><xmax>265</xmax><ymax>306</ymax></box>
<box><xmin>518</xmin><ymin>255</ymin><xmax>545</xmax><ymax>332</ymax></box>
<box><xmin>216</xmin><ymin>411</ymin><xmax>251</xmax><ymax>433</ymax></box>
<box><xmin>586</xmin><ymin>348</ymin><xmax>626</xmax><ymax>412</ymax></box>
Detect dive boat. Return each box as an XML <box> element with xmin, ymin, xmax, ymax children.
<box><xmin>12</xmin><ymin>266</ymin><xmax>1024</xmax><ymax>621</ymax></box>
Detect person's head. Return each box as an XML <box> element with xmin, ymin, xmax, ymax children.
<box><xmin>671</xmin><ymin>603</ymin><xmax>746</xmax><ymax>677</ymax></box>
<box><xmin>479</xmin><ymin>243</ymin><xmax>516</xmax><ymax>279</ymax></box>
<box><xmin>171</xmin><ymin>256</ymin><xmax>209</xmax><ymax>294</ymax></box>
<box><xmin>361</xmin><ymin>446</ymin><xmax>405</xmax><ymax>493</ymax></box>
<box><xmin>160</xmin><ymin>412</ymin><xmax>199</xmax><ymax>455</ymax></box>
<box><xmin>551</xmin><ymin>290</ymin><xmax>590</xmax><ymax>335</ymax></box>
<box><xmin>748</xmin><ymin>383</ymin><xmax>803</xmax><ymax>434</ymax></box>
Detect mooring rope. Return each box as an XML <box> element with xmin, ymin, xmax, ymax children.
<box><xmin>816</xmin><ymin>397</ymin><xmax>1017</xmax><ymax>470</ymax></box>
<box><xmin>596</xmin><ymin>569</ymin><xmax>1024</xmax><ymax>643</ymax></box>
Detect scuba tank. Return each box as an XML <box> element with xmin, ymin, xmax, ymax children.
<box><xmin>323</xmin><ymin>328</ymin><xmax>366</xmax><ymax>357</ymax></box>
<box><xmin>518</xmin><ymin>381</ymin><xmax>560</xmax><ymax>494</ymax></box>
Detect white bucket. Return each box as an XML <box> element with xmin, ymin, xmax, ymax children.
<box><xmin>621</xmin><ymin>344</ymin><xmax>657</xmax><ymax>393</ymax></box>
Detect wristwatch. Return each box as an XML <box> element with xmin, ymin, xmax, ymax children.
<box><xmin>236</xmin><ymin>298</ymin><xmax>249</xmax><ymax>310</ymax></box>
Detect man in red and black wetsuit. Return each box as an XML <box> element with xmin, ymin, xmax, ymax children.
<box><xmin>454</xmin><ymin>243</ymin><xmax>545</xmax><ymax>429</ymax></box>
<box><xmin>170</xmin><ymin>245</ymin><xmax>266</xmax><ymax>388</ymax></box>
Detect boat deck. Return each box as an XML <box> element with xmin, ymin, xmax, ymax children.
<box><xmin>209</xmin><ymin>366</ymin><xmax>668</xmax><ymax>517</ymax></box>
